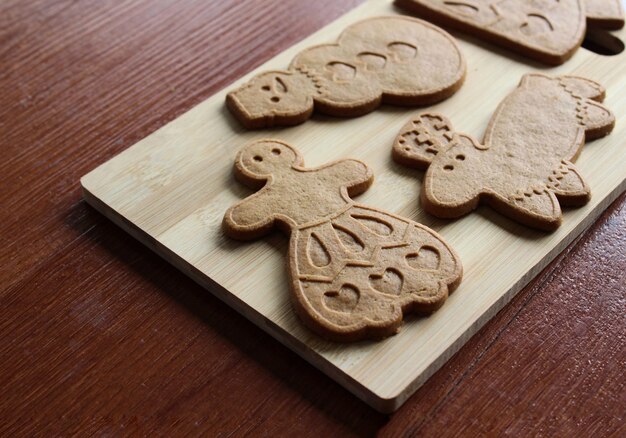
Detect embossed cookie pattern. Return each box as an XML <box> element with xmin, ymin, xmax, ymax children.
<box><xmin>223</xmin><ymin>140</ymin><xmax>463</xmax><ymax>341</ymax></box>
<box><xmin>395</xmin><ymin>0</ymin><xmax>587</xmax><ymax>64</ymax></box>
<box><xmin>392</xmin><ymin>74</ymin><xmax>615</xmax><ymax>231</ymax></box>
<box><xmin>227</xmin><ymin>16</ymin><xmax>466</xmax><ymax>129</ymax></box>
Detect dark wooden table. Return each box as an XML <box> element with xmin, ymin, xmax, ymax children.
<box><xmin>1</xmin><ymin>1</ymin><xmax>624</xmax><ymax>435</ymax></box>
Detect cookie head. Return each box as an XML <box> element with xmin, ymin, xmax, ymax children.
<box><xmin>236</xmin><ymin>140</ymin><xmax>303</xmax><ymax>182</ymax></box>
<box><xmin>226</xmin><ymin>71</ymin><xmax>315</xmax><ymax>128</ymax></box>
<box><xmin>423</xmin><ymin>135</ymin><xmax>485</xmax><ymax>214</ymax></box>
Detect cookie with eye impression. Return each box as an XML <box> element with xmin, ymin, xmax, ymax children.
<box><xmin>226</xmin><ymin>16</ymin><xmax>466</xmax><ymax>129</ymax></box>
<box><xmin>223</xmin><ymin>140</ymin><xmax>462</xmax><ymax>342</ymax></box>
<box><xmin>392</xmin><ymin>73</ymin><xmax>615</xmax><ymax>231</ymax></box>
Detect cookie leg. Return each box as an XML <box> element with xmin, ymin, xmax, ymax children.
<box><xmin>504</xmin><ymin>189</ymin><xmax>562</xmax><ymax>231</ymax></box>
<box><xmin>548</xmin><ymin>160</ymin><xmax>591</xmax><ymax>207</ymax></box>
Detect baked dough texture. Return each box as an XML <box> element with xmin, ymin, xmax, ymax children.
<box><xmin>223</xmin><ymin>140</ymin><xmax>463</xmax><ymax>341</ymax></box>
<box><xmin>393</xmin><ymin>74</ymin><xmax>615</xmax><ymax>231</ymax></box>
<box><xmin>227</xmin><ymin>16</ymin><xmax>466</xmax><ymax>129</ymax></box>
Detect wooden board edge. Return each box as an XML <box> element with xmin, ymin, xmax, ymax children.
<box><xmin>80</xmin><ymin>174</ymin><xmax>625</xmax><ymax>413</ymax></box>
<box><xmin>76</xmin><ymin>0</ymin><xmax>626</xmax><ymax>412</ymax></box>
<box><xmin>390</xmin><ymin>186</ymin><xmax>625</xmax><ymax>406</ymax></box>
<box><xmin>80</xmin><ymin>179</ymin><xmax>389</xmax><ymax>411</ymax></box>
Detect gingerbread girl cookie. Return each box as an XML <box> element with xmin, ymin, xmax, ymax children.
<box><xmin>226</xmin><ymin>16</ymin><xmax>466</xmax><ymax>129</ymax></box>
<box><xmin>223</xmin><ymin>140</ymin><xmax>462</xmax><ymax>342</ymax></box>
<box><xmin>392</xmin><ymin>74</ymin><xmax>615</xmax><ymax>231</ymax></box>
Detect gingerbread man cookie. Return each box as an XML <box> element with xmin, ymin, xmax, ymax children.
<box><xmin>392</xmin><ymin>74</ymin><xmax>615</xmax><ymax>231</ymax></box>
<box><xmin>395</xmin><ymin>0</ymin><xmax>588</xmax><ymax>65</ymax></box>
<box><xmin>223</xmin><ymin>140</ymin><xmax>462</xmax><ymax>342</ymax></box>
<box><xmin>226</xmin><ymin>16</ymin><xmax>466</xmax><ymax>129</ymax></box>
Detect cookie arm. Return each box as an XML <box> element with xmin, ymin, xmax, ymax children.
<box><xmin>223</xmin><ymin>197</ymin><xmax>276</xmax><ymax>240</ymax></box>
<box><xmin>321</xmin><ymin>159</ymin><xmax>374</xmax><ymax>197</ymax></box>
<box><xmin>559</xmin><ymin>76</ymin><xmax>605</xmax><ymax>101</ymax></box>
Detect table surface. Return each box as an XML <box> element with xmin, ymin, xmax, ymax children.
<box><xmin>1</xmin><ymin>0</ymin><xmax>624</xmax><ymax>435</ymax></box>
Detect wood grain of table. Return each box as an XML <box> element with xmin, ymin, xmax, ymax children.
<box><xmin>1</xmin><ymin>0</ymin><xmax>624</xmax><ymax>436</ymax></box>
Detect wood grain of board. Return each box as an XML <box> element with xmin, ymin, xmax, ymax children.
<box><xmin>2</xmin><ymin>0</ymin><xmax>625</xmax><ymax>434</ymax></box>
<box><xmin>80</xmin><ymin>1</ymin><xmax>626</xmax><ymax>412</ymax></box>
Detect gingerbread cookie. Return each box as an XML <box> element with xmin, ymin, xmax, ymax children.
<box><xmin>223</xmin><ymin>140</ymin><xmax>462</xmax><ymax>341</ymax></box>
<box><xmin>586</xmin><ymin>0</ymin><xmax>625</xmax><ymax>30</ymax></box>
<box><xmin>395</xmin><ymin>0</ymin><xmax>587</xmax><ymax>65</ymax></box>
<box><xmin>392</xmin><ymin>74</ymin><xmax>615</xmax><ymax>231</ymax></box>
<box><xmin>226</xmin><ymin>16</ymin><xmax>466</xmax><ymax>129</ymax></box>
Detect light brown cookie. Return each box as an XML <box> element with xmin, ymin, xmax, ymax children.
<box><xmin>395</xmin><ymin>0</ymin><xmax>587</xmax><ymax>65</ymax></box>
<box><xmin>226</xmin><ymin>16</ymin><xmax>466</xmax><ymax>129</ymax></box>
<box><xmin>585</xmin><ymin>0</ymin><xmax>625</xmax><ymax>30</ymax></box>
<box><xmin>223</xmin><ymin>140</ymin><xmax>462</xmax><ymax>342</ymax></box>
<box><xmin>392</xmin><ymin>74</ymin><xmax>615</xmax><ymax>231</ymax></box>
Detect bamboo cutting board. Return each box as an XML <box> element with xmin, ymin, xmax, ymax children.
<box><xmin>81</xmin><ymin>0</ymin><xmax>626</xmax><ymax>412</ymax></box>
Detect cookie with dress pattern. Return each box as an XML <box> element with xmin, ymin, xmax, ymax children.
<box><xmin>223</xmin><ymin>140</ymin><xmax>463</xmax><ymax>341</ymax></box>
